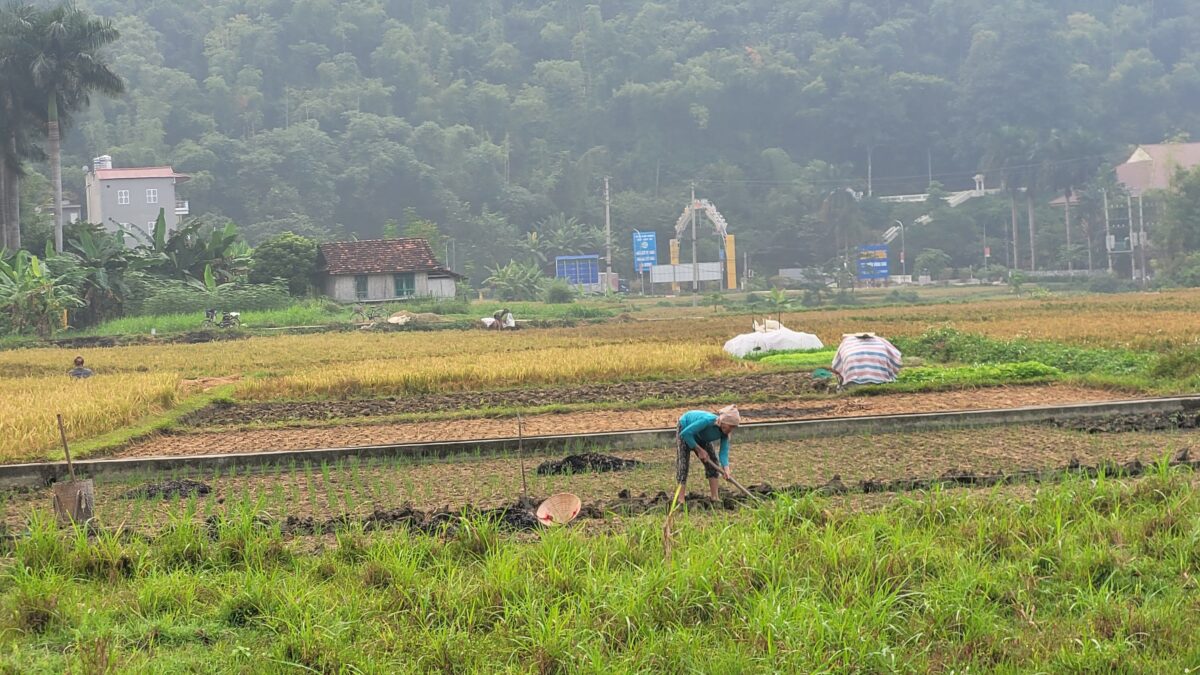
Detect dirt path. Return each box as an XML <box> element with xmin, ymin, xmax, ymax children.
<box><xmin>119</xmin><ymin>384</ymin><xmax>1121</xmax><ymax>458</ymax></box>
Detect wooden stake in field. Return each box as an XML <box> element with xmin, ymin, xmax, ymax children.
<box><xmin>663</xmin><ymin>484</ymin><xmax>683</xmax><ymax>561</ymax></box>
<box><xmin>52</xmin><ymin>414</ymin><xmax>94</xmax><ymax>526</ymax></box>
<box><xmin>517</xmin><ymin>414</ymin><xmax>528</xmax><ymax>499</ymax></box>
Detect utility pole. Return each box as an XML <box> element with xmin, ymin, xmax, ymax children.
<box><xmin>1127</xmin><ymin>196</ymin><xmax>1136</xmax><ymax>282</ymax></box>
<box><xmin>1064</xmin><ymin>189</ymin><xmax>1072</xmax><ymax>274</ymax></box>
<box><xmin>604</xmin><ymin>176</ymin><xmax>612</xmax><ymax>288</ymax></box>
<box><xmin>690</xmin><ymin>183</ymin><xmax>699</xmax><ymax>306</ymax></box>
<box><xmin>1102</xmin><ymin>189</ymin><xmax>1113</xmax><ymax>274</ymax></box>
<box><xmin>1137</xmin><ymin>194</ymin><xmax>1148</xmax><ymax>286</ymax></box>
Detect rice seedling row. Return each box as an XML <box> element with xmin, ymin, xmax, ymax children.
<box><xmin>2</xmin><ymin>424</ymin><xmax>1194</xmax><ymax>536</ymax></box>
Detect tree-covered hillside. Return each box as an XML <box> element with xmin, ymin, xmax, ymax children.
<box><xmin>41</xmin><ymin>1</ymin><xmax>1200</xmax><ymax>278</ymax></box>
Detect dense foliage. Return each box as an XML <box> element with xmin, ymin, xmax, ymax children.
<box><xmin>247</xmin><ymin>232</ymin><xmax>319</xmax><ymax>296</ymax></box>
<box><xmin>0</xmin><ymin>0</ymin><xmax>1194</xmax><ymax>284</ymax></box>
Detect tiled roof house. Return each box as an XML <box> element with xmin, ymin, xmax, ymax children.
<box><xmin>318</xmin><ymin>238</ymin><xmax>461</xmax><ymax>301</ymax></box>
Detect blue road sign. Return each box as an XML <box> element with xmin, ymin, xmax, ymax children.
<box><xmin>555</xmin><ymin>255</ymin><xmax>600</xmax><ymax>285</ymax></box>
<box><xmin>857</xmin><ymin>245</ymin><xmax>889</xmax><ymax>281</ymax></box>
<box><xmin>632</xmin><ymin>231</ymin><xmax>658</xmax><ymax>272</ymax></box>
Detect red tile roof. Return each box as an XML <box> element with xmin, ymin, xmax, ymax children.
<box><xmin>95</xmin><ymin>166</ymin><xmax>190</xmax><ymax>182</ymax></box>
<box><xmin>319</xmin><ymin>238</ymin><xmax>461</xmax><ymax>276</ymax></box>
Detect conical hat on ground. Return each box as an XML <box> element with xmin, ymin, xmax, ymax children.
<box><xmin>537</xmin><ymin>493</ymin><xmax>581</xmax><ymax>526</ymax></box>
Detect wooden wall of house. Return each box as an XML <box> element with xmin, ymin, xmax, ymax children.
<box><xmin>323</xmin><ymin>272</ymin><xmax>456</xmax><ymax>301</ymax></box>
<box><xmin>427</xmin><ymin>277</ymin><xmax>457</xmax><ymax>298</ymax></box>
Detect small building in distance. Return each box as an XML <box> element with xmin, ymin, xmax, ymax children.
<box><xmin>84</xmin><ymin>155</ymin><xmax>190</xmax><ymax>239</ymax></box>
<box><xmin>1115</xmin><ymin>142</ymin><xmax>1200</xmax><ymax>196</ymax></box>
<box><xmin>318</xmin><ymin>238</ymin><xmax>461</xmax><ymax>302</ymax></box>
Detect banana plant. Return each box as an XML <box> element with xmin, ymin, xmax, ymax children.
<box><xmin>126</xmin><ymin>210</ymin><xmax>250</xmax><ymax>283</ymax></box>
<box><xmin>0</xmin><ymin>249</ymin><xmax>82</xmax><ymax>336</ymax></box>
<box><xmin>485</xmin><ymin>260</ymin><xmax>545</xmax><ymax>301</ymax></box>
<box><xmin>65</xmin><ymin>227</ymin><xmax>133</xmax><ymax>326</ymax></box>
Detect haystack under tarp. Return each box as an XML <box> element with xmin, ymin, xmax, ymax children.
<box><xmin>723</xmin><ymin>322</ymin><xmax>823</xmax><ymax>358</ymax></box>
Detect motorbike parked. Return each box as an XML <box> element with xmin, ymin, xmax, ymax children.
<box><xmin>202</xmin><ymin>308</ymin><xmax>241</xmax><ymax>329</ymax></box>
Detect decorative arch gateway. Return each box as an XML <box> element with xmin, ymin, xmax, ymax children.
<box><xmin>670</xmin><ymin>198</ymin><xmax>737</xmax><ymax>291</ymax></box>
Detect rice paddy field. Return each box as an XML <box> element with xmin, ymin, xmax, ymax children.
<box><xmin>3</xmin><ymin>289</ymin><xmax>1200</xmax><ymax>670</ymax></box>
<box><xmin>4</xmin><ymin>288</ymin><xmax>1200</xmax><ymax>463</ymax></box>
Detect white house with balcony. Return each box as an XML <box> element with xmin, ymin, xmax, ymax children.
<box><xmin>83</xmin><ymin>155</ymin><xmax>190</xmax><ymax>240</ymax></box>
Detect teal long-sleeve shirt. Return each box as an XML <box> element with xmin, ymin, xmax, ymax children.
<box><xmin>678</xmin><ymin>410</ymin><xmax>730</xmax><ymax>467</ymax></box>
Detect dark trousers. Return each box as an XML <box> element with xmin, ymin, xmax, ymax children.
<box><xmin>675</xmin><ymin>428</ymin><xmax>720</xmax><ymax>484</ymax></box>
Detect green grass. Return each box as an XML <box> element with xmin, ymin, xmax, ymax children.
<box><xmin>897</xmin><ymin>361</ymin><xmax>1063</xmax><ymax>386</ymax></box>
<box><xmin>897</xmin><ymin>327</ymin><xmax>1155</xmax><ymax>377</ymax></box>
<box><xmin>70</xmin><ymin>299</ymin><xmax>617</xmax><ymax>338</ymax></box>
<box><xmin>2</xmin><ymin>468</ymin><xmax>1198</xmax><ymax>671</ymax></box>
<box><xmin>75</xmin><ymin>304</ymin><xmax>343</xmax><ymax>336</ymax></box>
<box><xmin>755</xmin><ymin>349</ymin><xmax>837</xmax><ymax>367</ymax></box>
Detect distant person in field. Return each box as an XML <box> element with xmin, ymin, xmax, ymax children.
<box><xmin>831</xmin><ymin>332</ymin><xmax>902</xmax><ymax>387</ymax></box>
<box><xmin>674</xmin><ymin>405</ymin><xmax>740</xmax><ymax>502</ymax></box>
<box><xmin>67</xmin><ymin>356</ymin><xmax>94</xmax><ymax>379</ymax></box>
<box><xmin>489</xmin><ymin>308</ymin><xmax>514</xmax><ymax>330</ymax></box>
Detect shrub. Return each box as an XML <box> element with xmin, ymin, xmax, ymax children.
<box><xmin>1088</xmin><ymin>275</ymin><xmax>1136</xmax><ymax>294</ymax></box>
<box><xmin>885</xmin><ymin>289</ymin><xmax>920</xmax><ymax>303</ymax></box>
<box><xmin>543</xmin><ymin>279</ymin><xmax>576</xmax><ymax>304</ymax></box>
<box><xmin>249</xmin><ymin>232</ymin><xmax>319</xmax><ymax>296</ymax></box>
<box><xmin>141</xmin><ymin>281</ymin><xmax>292</xmax><ymax>316</ymax></box>
<box><xmin>1151</xmin><ymin>348</ymin><xmax>1200</xmax><ymax>380</ymax></box>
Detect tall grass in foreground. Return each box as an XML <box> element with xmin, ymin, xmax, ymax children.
<box><xmin>237</xmin><ymin>342</ymin><xmax>741</xmax><ymax>399</ymax></box>
<box><xmin>0</xmin><ymin>374</ymin><xmax>179</xmax><ymax>462</ymax></box>
<box><xmin>3</xmin><ymin>470</ymin><xmax>1199</xmax><ymax>671</ymax></box>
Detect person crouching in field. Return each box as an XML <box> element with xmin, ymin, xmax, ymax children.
<box><xmin>67</xmin><ymin>356</ymin><xmax>94</xmax><ymax>379</ymax></box>
<box><xmin>674</xmin><ymin>405</ymin><xmax>740</xmax><ymax>502</ymax></box>
<box><xmin>831</xmin><ymin>332</ymin><xmax>902</xmax><ymax>388</ymax></box>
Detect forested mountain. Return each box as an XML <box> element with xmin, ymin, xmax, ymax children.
<box><xmin>43</xmin><ymin>0</ymin><xmax>1200</xmax><ymax>279</ymax></box>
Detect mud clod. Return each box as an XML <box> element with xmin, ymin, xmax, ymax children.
<box><xmin>536</xmin><ymin>452</ymin><xmax>642</xmax><ymax>476</ymax></box>
<box><xmin>122</xmin><ymin>479</ymin><xmax>211</xmax><ymax>500</ymax></box>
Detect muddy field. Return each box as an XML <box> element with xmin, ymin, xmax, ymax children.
<box><xmin>10</xmin><ymin>423</ymin><xmax>1196</xmax><ymax>535</ymax></box>
<box><xmin>180</xmin><ymin>372</ymin><xmax>833</xmax><ymax>427</ymax></box>
<box><xmin>122</xmin><ymin>384</ymin><xmax>1123</xmax><ymax>458</ymax></box>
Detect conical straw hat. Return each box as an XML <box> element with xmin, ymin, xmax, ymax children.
<box><xmin>537</xmin><ymin>493</ymin><xmax>581</xmax><ymax>526</ymax></box>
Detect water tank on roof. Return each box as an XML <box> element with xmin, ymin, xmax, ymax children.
<box><xmin>92</xmin><ymin>155</ymin><xmax>112</xmax><ymax>171</ymax></box>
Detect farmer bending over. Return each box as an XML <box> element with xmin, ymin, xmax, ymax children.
<box><xmin>67</xmin><ymin>356</ymin><xmax>94</xmax><ymax>379</ymax></box>
<box><xmin>675</xmin><ymin>405</ymin><xmax>740</xmax><ymax>502</ymax></box>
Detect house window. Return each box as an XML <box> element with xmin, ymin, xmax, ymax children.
<box><xmin>354</xmin><ymin>275</ymin><xmax>368</xmax><ymax>300</ymax></box>
<box><xmin>117</xmin><ymin>190</ymin><xmax>130</xmax><ymax>205</ymax></box>
<box><xmin>393</xmin><ymin>273</ymin><xmax>415</xmax><ymax>298</ymax></box>
<box><xmin>146</xmin><ymin>188</ymin><xmax>158</xmax><ymax>204</ymax></box>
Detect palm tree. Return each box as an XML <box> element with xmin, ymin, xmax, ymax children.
<box><xmin>24</xmin><ymin>3</ymin><xmax>123</xmax><ymax>253</ymax></box>
<box><xmin>983</xmin><ymin>127</ymin><xmax>1039</xmax><ymax>270</ymax></box>
<box><xmin>0</xmin><ymin>2</ymin><xmax>43</xmax><ymax>251</ymax></box>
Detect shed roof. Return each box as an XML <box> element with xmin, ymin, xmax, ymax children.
<box><xmin>1116</xmin><ymin>143</ymin><xmax>1200</xmax><ymax>195</ymax></box>
<box><xmin>318</xmin><ymin>238</ymin><xmax>461</xmax><ymax>277</ymax></box>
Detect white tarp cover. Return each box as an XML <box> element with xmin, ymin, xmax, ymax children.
<box><xmin>723</xmin><ymin>326</ymin><xmax>824</xmax><ymax>358</ymax></box>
